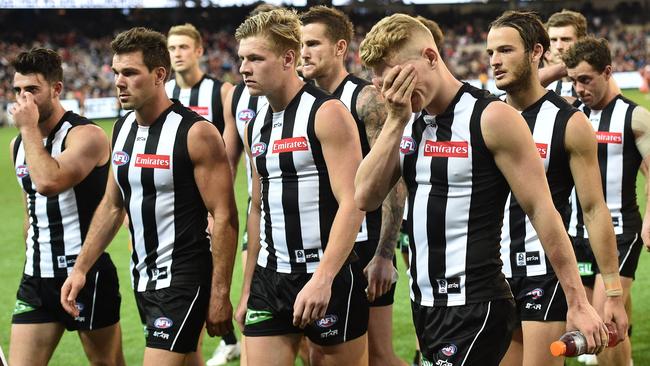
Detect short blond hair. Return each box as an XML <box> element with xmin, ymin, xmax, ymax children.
<box><xmin>235</xmin><ymin>8</ymin><xmax>301</xmax><ymax>61</ymax></box>
<box><xmin>168</xmin><ymin>23</ymin><xmax>202</xmax><ymax>48</ymax></box>
<box><xmin>546</xmin><ymin>9</ymin><xmax>587</xmax><ymax>39</ymax></box>
<box><xmin>360</xmin><ymin>14</ymin><xmax>432</xmax><ymax>68</ymax></box>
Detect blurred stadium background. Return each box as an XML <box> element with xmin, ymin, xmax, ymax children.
<box><xmin>0</xmin><ymin>0</ymin><xmax>649</xmax><ymax>365</ymax></box>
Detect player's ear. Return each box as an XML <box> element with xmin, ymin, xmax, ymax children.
<box><xmin>336</xmin><ymin>39</ymin><xmax>347</xmax><ymax>57</ymax></box>
<box><xmin>52</xmin><ymin>81</ymin><xmax>64</xmax><ymax>98</ymax></box>
<box><xmin>283</xmin><ymin>49</ymin><xmax>296</xmax><ymax>70</ymax></box>
<box><xmin>155</xmin><ymin>66</ymin><xmax>167</xmax><ymax>85</ymax></box>
<box><xmin>424</xmin><ymin>47</ymin><xmax>438</xmax><ymax>69</ymax></box>
<box><xmin>531</xmin><ymin>43</ymin><xmax>544</xmax><ymax>64</ymax></box>
<box><xmin>603</xmin><ymin>65</ymin><xmax>613</xmax><ymax>80</ymax></box>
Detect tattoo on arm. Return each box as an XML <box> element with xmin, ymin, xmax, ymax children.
<box><xmin>357</xmin><ymin>85</ymin><xmax>405</xmax><ymax>260</ymax></box>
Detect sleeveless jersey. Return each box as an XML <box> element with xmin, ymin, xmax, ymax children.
<box><xmin>165</xmin><ymin>74</ymin><xmax>225</xmax><ymax>134</ymax></box>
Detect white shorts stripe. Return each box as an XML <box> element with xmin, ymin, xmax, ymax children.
<box><xmin>461</xmin><ymin>301</ymin><xmax>492</xmax><ymax>366</ymax></box>
<box><xmin>543</xmin><ymin>280</ymin><xmax>561</xmax><ymax>321</ymax></box>
<box><xmin>89</xmin><ymin>271</ymin><xmax>99</xmax><ymax>330</ymax></box>
<box><xmin>171</xmin><ymin>286</ymin><xmax>201</xmax><ymax>351</ymax></box>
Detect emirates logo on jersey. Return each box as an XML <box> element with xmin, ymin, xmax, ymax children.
<box><xmin>424</xmin><ymin>141</ymin><xmax>469</xmax><ymax>158</ymax></box>
<box><xmin>400</xmin><ymin>136</ymin><xmax>417</xmax><ymax>155</ymax></box>
<box><xmin>251</xmin><ymin>142</ymin><xmax>267</xmax><ymax>157</ymax></box>
<box><xmin>189</xmin><ymin>106</ymin><xmax>209</xmax><ymax>116</ymax></box>
<box><xmin>15</xmin><ymin>164</ymin><xmax>29</xmax><ymax>178</ymax></box>
<box><xmin>112</xmin><ymin>151</ymin><xmax>130</xmax><ymax>166</ymax></box>
<box><xmin>272</xmin><ymin>137</ymin><xmax>309</xmax><ymax>154</ymax></box>
<box><xmin>536</xmin><ymin>143</ymin><xmax>548</xmax><ymax>158</ymax></box>
<box><xmin>134</xmin><ymin>154</ymin><xmax>170</xmax><ymax>169</ymax></box>
<box><xmin>238</xmin><ymin>109</ymin><xmax>256</xmax><ymax>122</ymax></box>
<box><xmin>595</xmin><ymin>131</ymin><xmax>622</xmax><ymax>144</ymax></box>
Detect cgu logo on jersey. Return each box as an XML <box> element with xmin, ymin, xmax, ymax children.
<box><xmin>112</xmin><ymin>151</ymin><xmax>130</xmax><ymax>166</ymax></box>
<box><xmin>400</xmin><ymin>136</ymin><xmax>417</xmax><ymax>155</ymax></box>
<box><xmin>424</xmin><ymin>141</ymin><xmax>469</xmax><ymax>158</ymax></box>
<box><xmin>15</xmin><ymin>164</ymin><xmax>29</xmax><ymax>178</ymax></box>
<box><xmin>535</xmin><ymin>143</ymin><xmax>548</xmax><ymax>159</ymax></box>
<box><xmin>251</xmin><ymin>142</ymin><xmax>267</xmax><ymax>157</ymax></box>
<box><xmin>595</xmin><ymin>131</ymin><xmax>622</xmax><ymax>144</ymax></box>
<box><xmin>238</xmin><ymin>109</ymin><xmax>256</xmax><ymax>123</ymax></box>
<box><xmin>272</xmin><ymin>137</ymin><xmax>309</xmax><ymax>154</ymax></box>
<box><xmin>189</xmin><ymin>106</ymin><xmax>209</xmax><ymax>116</ymax></box>
<box><xmin>134</xmin><ymin>154</ymin><xmax>170</xmax><ymax>169</ymax></box>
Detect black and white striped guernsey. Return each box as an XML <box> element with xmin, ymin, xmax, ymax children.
<box><xmin>112</xmin><ymin>101</ymin><xmax>211</xmax><ymax>291</ymax></box>
<box><xmin>400</xmin><ymin>83</ymin><xmax>512</xmax><ymax>307</ymax></box>
<box><xmin>332</xmin><ymin>74</ymin><xmax>381</xmax><ymax>243</ymax></box>
<box><xmin>547</xmin><ymin>79</ymin><xmax>577</xmax><ymax>98</ymax></box>
<box><xmin>232</xmin><ymin>81</ymin><xmax>268</xmax><ymax>199</ymax></box>
<box><xmin>165</xmin><ymin>74</ymin><xmax>225</xmax><ymax>134</ymax></box>
<box><xmin>13</xmin><ymin>112</ymin><xmax>108</xmax><ymax>278</ymax></box>
<box><xmin>569</xmin><ymin>95</ymin><xmax>642</xmax><ymax>238</ymax></box>
<box><xmin>247</xmin><ymin>83</ymin><xmax>338</xmax><ymax>274</ymax></box>
<box><xmin>500</xmin><ymin>91</ymin><xmax>577</xmax><ymax>278</ymax></box>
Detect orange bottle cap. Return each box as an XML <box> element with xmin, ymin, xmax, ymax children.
<box><xmin>550</xmin><ymin>341</ymin><xmax>567</xmax><ymax>357</ymax></box>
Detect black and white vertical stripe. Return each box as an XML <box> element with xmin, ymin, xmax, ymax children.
<box><xmin>165</xmin><ymin>75</ymin><xmax>225</xmax><ymax>134</ymax></box>
<box><xmin>547</xmin><ymin>79</ymin><xmax>578</xmax><ymax>98</ymax></box>
<box><xmin>232</xmin><ymin>81</ymin><xmax>268</xmax><ymax>199</ymax></box>
<box><xmin>112</xmin><ymin>102</ymin><xmax>211</xmax><ymax>291</ymax></box>
<box><xmin>247</xmin><ymin>83</ymin><xmax>338</xmax><ymax>274</ymax></box>
<box><xmin>500</xmin><ymin>91</ymin><xmax>576</xmax><ymax>278</ymax></box>
<box><xmin>569</xmin><ymin>96</ymin><xmax>642</xmax><ymax>238</ymax></box>
<box><xmin>332</xmin><ymin>74</ymin><xmax>381</xmax><ymax>243</ymax></box>
<box><xmin>401</xmin><ymin>83</ymin><xmax>511</xmax><ymax>307</ymax></box>
<box><xmin>14</xmin><ymin>112</ymin><xmax>107</xmax><ymax>278</ymax></box>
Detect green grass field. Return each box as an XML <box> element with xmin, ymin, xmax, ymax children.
<box><xmin>1</xmin><ymin>90</ymin><xmax>649</xmax><ymax>365</ymax></box>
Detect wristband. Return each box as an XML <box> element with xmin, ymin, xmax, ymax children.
<box><xmin>602</xmin><ymin>272</ymin><xmax>623</xmax><ymax>297</ymax></box>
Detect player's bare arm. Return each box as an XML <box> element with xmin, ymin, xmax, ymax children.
<box><xmin>357</xmin><ymin>84</ymin><xmax>407</xmax><ymax>301</ymax></box>
<box><xmin>235</xmin><ymin>123</ymin><xmax>262</xmax><ymax>330</ymax></box>
<box><xmin>12</xmin><ymin>92</ymin><xmax>110</xmax><ymax>196</ymax></box>
<box><xmin>481</xmin><ymin>101</ymin><xmax>608</xmax><ymax>354</ymax></box>
<box><xmin>9</xmin><ymin>137</ymin><xmax>30</xmax><ymax>241</ymax></box>
<box><xmin>539</xmin><ymin>62</ymin><xmax>568</xmax><ymax>87</ymax></box>
<box><xmin>222</xmin><ymin>86</ymin><xmax>243</xmax><ymax>179</ymax></box>
<box><xmin>355</xmin><ymin>65</ymin><xmax>417</xmax><ymax>211</ymax></box>
<box><xmin>188</xmin><ymin>120</ymin><xmax>239</xmax><ymax>337</ymax></box>
<box><xmin>631</xmin><ymin>106</ymin><xmax>650</xmax><ymax>249</ymax></box>
<box><xmin>60</xmin><ymin>164</ymin><xmax>125</xmax><ymax>317</ymax></box>
<box><xmin>292</xmin><ymin>100</ymin><xmax>365</xmax><ymax>328</ymax></box>
<box><xmin>565</xmin><ymin>111</ymin><xmax>628</xmax><ymax>340</ymax></box>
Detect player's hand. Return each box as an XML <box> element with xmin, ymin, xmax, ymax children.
<box><xmin>292</xmin><ymin>275</ymin><xmax>332</xmax><ymax>329</ymax></box>
<box><xmin>602</xmin><ymin>295</ymin><xmax>628</xmax><ymax>345</ymax></box>
<box><xmin>364</xmin><ymin>255</ymin><xmax>396</xmax><ymax>302</ymax></box>
<box><xmin>641</xmin><ymin>220</ymin><xmax>650</xmax><ymax>252</ymax></box>
<box><xmin>60</xmin><ymin>270</ymin><xmax>87</xmax><ymax>317</ymax></box>
<box><xmin>374</xmin><ymin>64</ymin><xmax>417</xmax><ymax>125</ymax></box>
<box><xmin>206</xmin><ymin>292</ymin><xmax>234</xmax><ymax>337</ymax></box>
<box><xmin>566</xmin><ymin>301</ymin><xmax>609</xmax><ymax>354</ymax></box>
<box><xmin>235</xmin><ymin>291</ymin><xmax>249</xmax><ymax>332</ymax></box>
<box><xmin>11</xmin><ymin>92</ymin><xmax>40</xmax><ymax>130</ymax></box>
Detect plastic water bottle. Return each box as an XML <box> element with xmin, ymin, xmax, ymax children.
<box><xmin>550</xmin><ymin>323</ymin><xmax>618</xmax><ymax>357</ymax></box>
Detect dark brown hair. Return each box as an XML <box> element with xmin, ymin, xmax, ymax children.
<box><xmin>12</xmin><ymin>48</ymin><xmax>63</xmax><ymax>84</ymax></box>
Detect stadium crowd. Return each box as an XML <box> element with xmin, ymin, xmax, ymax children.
<box><xmin>1</xmin><ymin>3</ymin><xmax>649</xmax><ymax>118</ymax></box>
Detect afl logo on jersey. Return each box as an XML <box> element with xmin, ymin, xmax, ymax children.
<box><xmin>400</xmin><ymin>136</ymin><xmax>417</xmax><ymax>155</ymax></box>
<box><xmin>238</xmin><ymin>109</ymin><xmax>256</xmax><ymax>123</ymax></box>
<box><xmin>112</xmin><ymin>151</ymin><xmax>130</xmax><ymax>166</ymax></box>
<box><xmin>251</xmin><ymin>142</ymin><xmax>267</xmax><ymax>157</ymax></box>
<box><xmin>15</xmin><ymin>164</ymin><xmax>29</xmax><ymax>178</ymax></box>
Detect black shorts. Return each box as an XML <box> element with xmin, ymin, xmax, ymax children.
<box><xmin>12</xmin><ymin>253</ymin><xmax>121</xmax><ymax>331</ymax></box>
<box><xmin>135</xmin><ymin>284</ymin><xmax>209</xmax><ymax>353</ymax></box>
<box><xmin>412</xmin><ymin>299</ymin><xmax>516</xmax><ymax>366</ymax></box>
<box><xmin>244</xmin><ymin>264</ymin><xmax>369</xmax><ymax>346</ymax></box>
<box><xmin>507</xmin><ymin>274</ymin><xmax>567</xmax><ymax>322</ymax></box>
<box><xmin>353</xmin><ymin>240</ymin><xmax>396</xmax><ymax>307</ymax></box>
<box><xmin>396</xmin><ymin>219</ymin><xmax>409</xmax><ymax>254</ymax></box>
<box><xmin>573</xmin><ymin>232</ymin><xmax>643</xmax><ymax>288</ymax></box>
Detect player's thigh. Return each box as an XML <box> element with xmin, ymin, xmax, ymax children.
<box><xmin>78</xmin><ymin>322</ymin><xmax>125</xmax><ymax>366</ymax></box>
<box><xmin>367</xmin><ymin>305</ymin><xmax>395</xmax><ymax>355</ymax></box>
<box><xmin>245</xmin><ymin>334</ymin><xmax>302</xmax><ymax>366</ymax></box>
<box><xmin>521</xmin><ymin>321</ymin><xmax>565</xmax><ymax>366</ymax></box>
<box><xmin>143</xmin><ymin>347</ymin><xmax>188</xmax><ymax>366</ymax></box>
<box><xmin>9</xmin><ymin>322</ymin><xmax>65</xmax><ymax>366</ymax></box>
<box><xmin>499</xmin><ymin>327</ymin><xmax>523</xmax><ymax>366</ymax></box>
<box><xmin>310</xmin><ymin>333</ymin><xmax>368</xmax><ymax>366</ymax></box>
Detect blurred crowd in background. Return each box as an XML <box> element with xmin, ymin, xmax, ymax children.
<box><xmin>0</xmin><ymin>1</ymin><xmax>648</xmax><ymax>125</ymax></box>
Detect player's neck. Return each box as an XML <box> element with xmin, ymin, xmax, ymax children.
<box><xmin>135</xmin><ymin>90</ymin><xmax>174</xmax><ymax>126</ymax></box>
<box><xmin>175</xmin><ymin>67</ymin><xmax>204</xmax><ymax>89</ymax></box>
<box><xmin>315</xmin><ymin>65</ymin><xmax>348</xmax><ymax>94</ymax></box>
<box><xmin>423</xmin><ymin>70</ymin><xmax>463</xmax><ymax>116</ymax></box>
<box><xmin>39</xmin><ymin>102</ymin><xmax>66</xmax><ymax>137</ymax></box>
<box><xmin>592</xmin><ymin>87</ymin><xmax>619</xmax><ymax>111</ymax></box>
<box><xmin>506</xmin><ymin>77</ymin><xmax>547</xmax><ymax>112</ymax></box>
<box><xmin>267</xmin><ymin>74</ymin><xmax>305</xmax><ymax>113</ymax></box>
